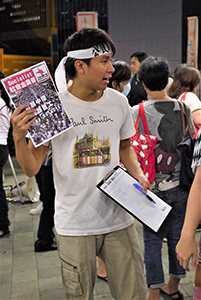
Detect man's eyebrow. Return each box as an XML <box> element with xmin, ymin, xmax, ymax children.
<box><xmin>100</xmin><ymin>54</ymin><xmax>112</xmax><ymax>59</ymax></box>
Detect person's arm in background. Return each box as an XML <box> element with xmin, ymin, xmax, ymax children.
<box><xmin>185</xmin><ymin>92</ymin><xmax>201</xmax><ymax>130</ymax></box>
<box><xmin>11</xmin><ymin>104</ymin><xmax>47</xmax><ymax>177</ymax></box>
<box><xmin>119</xmin><ymin>138</ymin><xmax>150</xmax><ymax>193</ymax></box>
<box><xmin>176</xmin><ymin>166</ymin><xmax>201</xmax><ymax>271</ymax></box>
<box><xmin>192</xmin><ymin>109</ymin><xmax>201</xmax><ymax>129</ymax></box>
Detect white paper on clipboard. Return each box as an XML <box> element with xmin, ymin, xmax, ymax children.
<box><xmin>97</xmin><ymin>166</ymin><xmax>172</xmax><ymax>233</ymax></box>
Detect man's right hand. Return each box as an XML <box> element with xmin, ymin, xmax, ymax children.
<box><xmin>11</xmin><ymin>104</ymin><xmax>47</xmax><ymax>178</ymax></box>
<box><xmin>11</xmin><ymin>104</ymin><xmax>36</xmax><ymax>142</ymax></box>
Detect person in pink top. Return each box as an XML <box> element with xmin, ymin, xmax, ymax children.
<box><xmin>168</xmin><ymin>64</ymin><xmax>201</xmax><ymax>138</ymax></box>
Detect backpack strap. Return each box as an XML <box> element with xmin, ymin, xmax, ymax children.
<box><xmin>182</xmin><ymin>101</ymin><xmax>194</xmax><ymax>138</ymax></box>
<box><xmin>178</xmin><ymin>101</ymin><xmax>186</xmax><ymax>138</ymax></box>
<box><xmin>178</xmin><ymin>100</ymin><xmax>193</xmax><ymax>138</ymax></box>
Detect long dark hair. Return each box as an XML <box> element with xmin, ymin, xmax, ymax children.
<box><xmin>168</xmin><ymin>64</ymin><xmax>200</xmax><ymax>99</ymax></box>
<box><xmin>0</xmin><ymin>71</ymin><xmax>12</xmax><ymax>110</ymax></box>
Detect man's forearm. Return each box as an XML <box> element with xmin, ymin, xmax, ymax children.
<box><xmin>120</xmin><ymin>145</ymin><xmax>144</xmax><ymax>179</ymax></box>
<box><xmin>11</xmin><ymin>104</ymin><xmax>46</xmax><ymax>177</ymax></box>
<box><xmin>14</xmin><ymin>138</ymin><xmax>45</xmax><ymax>177</ymax></box>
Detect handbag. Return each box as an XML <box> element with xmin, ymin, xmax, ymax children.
<box><xmin>177</xmin><ymin>101</ymin><xmax>195</xmax><ymax>192</ymax></box>
<box><xmin>130</xmin><ymin>103</ymin><xmax>158</xmax><ymax>183</ymax></box>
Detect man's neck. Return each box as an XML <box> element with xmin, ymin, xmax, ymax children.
<box><xmin>147</xmin><ymin>89</ymin><xmax>172</xmax><ymax>100</ymax></box>
<box><xmin>68</xmin><ymin>81</ymin><xmax>103</xmax><ymax>102</ymax></box>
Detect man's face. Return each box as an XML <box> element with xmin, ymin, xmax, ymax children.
<box><xmin>130</xmin><ymin>56</ymin><xmax>141</xmax><ymax>74</ymax></box>
<box><xmin>84</xmin><ymin>53</ymin><xmax>114</xmax><ymax>91</ymax></box>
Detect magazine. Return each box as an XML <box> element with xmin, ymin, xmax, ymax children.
<box><xmin>2</xmin><ymin>61</ymin><xmax>73</xmax><ymax>147</ymax></box>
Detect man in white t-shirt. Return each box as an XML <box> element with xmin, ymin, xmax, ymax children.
<box><xmin>11</xmin><ymin>28</ymin><xmax>149</xmax><ymax>300</ymax></box>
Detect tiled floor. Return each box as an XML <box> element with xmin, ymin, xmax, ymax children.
<box><xmin>1</xmin><ymin>157</ymin><xmax>199</xmax><ymax>299</ymax></box>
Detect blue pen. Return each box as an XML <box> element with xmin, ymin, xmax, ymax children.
<box><xmin>133</xmin><ymin>183</ymin><xmax>156</xmax><ymax>204</ymax></box>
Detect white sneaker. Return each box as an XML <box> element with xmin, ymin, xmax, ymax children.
<box><xmin>29</xmin><ymin>202</ymin><xmax>43</xmax><ymax>215</ymax></box>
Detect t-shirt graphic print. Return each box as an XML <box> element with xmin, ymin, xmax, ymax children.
<box><xmin>73</xmin><ymin>132</ymin><xmax>111</xmax><ymax>168</ymax></box>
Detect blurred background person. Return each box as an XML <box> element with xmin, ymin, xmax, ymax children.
<box><xmin>131</xmin><ymin>56</ymin><xmax>194</xmax><ymax>300</ymax></box>
<box><xmin>0</xmin><ymin>71</ymin><xmax>12</xmax><ymax>238</ymax></box>
<box><xmin>128</xmin><ymin>51</ymin><xmax>148</xmax><ymax>106</ymax></box>
<box><xmin>34</xmin><ymin>147</ymin><xmax>57</xmax><ymax>252</ymax></box>
<box><xmin>168</xmin><ymin>64</ymin><xmax>201</xmax><ymax>139</ymax></box>
<box><xmin>107</xmin><ymin>58</ymin><xmax>131</xmax><ymax>97</ymax></box>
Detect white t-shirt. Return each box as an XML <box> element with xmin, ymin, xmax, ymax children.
<box><xmin>0</xmin><ymin>97</ymin><xmax>12</xmax><ymax>145</ymax></box>
<box><xmin>52</xmin><ymin>88</ymin><xmax>135</xmax><ymax>236</ymax></box>
<box><xmin>178</xmin><ymin>92</ymin><xmax>201</xmax><ymax>113</ymax></box>
<box><xmin>192</xmin><ymin>127</ymin><xmax>201</xmax><ymax>173</ymax></box>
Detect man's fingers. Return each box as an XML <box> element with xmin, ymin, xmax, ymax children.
<box><xmin>191</xmin><ymin>254</ymin><xmax>197</xmax><ymax>270</ymax></box>
<box><xmin>11</xmin><ymin>104</ymin><xmax>36</xmax><ymax>139</ymax></box>
<box><xmin>12</xmin><ymin>106</ymin><xmax>35</xmax><ymax>125</ymax></box>
<box><xmin>177</xmin><ymin>254</ymin><xmax>190</xmax><ymax>271</ymax></box>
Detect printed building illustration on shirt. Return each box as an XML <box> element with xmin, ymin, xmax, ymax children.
<box><xmin>73</xmin><ymin>133</ymin><xmax>111</xmax><ymax>168</ymax></box>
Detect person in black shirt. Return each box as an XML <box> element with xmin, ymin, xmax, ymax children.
<box><xmin>128</xmin><ymin>52</ymin><xmax>148</xmax><ymax>106</ymax></box>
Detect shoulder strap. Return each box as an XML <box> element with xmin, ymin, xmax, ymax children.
<box><xmin>139</xmin><ymin>103</ymin><xmax>149</xmax><ymax>134</ymax></box>
<box><xmin>134</xmin><ymin>105</ymin><xmax>140</xmax><ymax>131</ymax></box>
<box><xmin>178</xmin><ymin>101</ymin><xmax>186</xmax><ymax>137</ymax></box>
<box><xmin>182</xmin><ymin>101</ymin><xmax>193</xmax><ymax>137</ymax></box>
<box><xmin>180</xmin><ymin>92</ymin><xmax>188</xmax><ymax>102</ymax></box>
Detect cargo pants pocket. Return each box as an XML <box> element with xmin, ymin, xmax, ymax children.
<box><xmin>61</xmin><ymin>259</ymin><xmax>83</xmax><ymax>296</ymax></box>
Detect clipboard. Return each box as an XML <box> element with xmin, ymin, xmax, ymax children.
<box><xmin>96</xmin><ymin>165</ymin><xmax>176</xmax><ymax>239</ymax></box>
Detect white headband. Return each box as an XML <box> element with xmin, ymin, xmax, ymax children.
<box><xmin>54</xmin><ymin>45</ymin><xmax>112</xmax><ymax>92</ymax></box>
<box><xmin>67</xmin><ymin>45</ymin><xmax>112</xmax><ymax>59</ymax></box>
<box><xmin>54</xmin><ymin>57</ymin><xmax>68</xmax><ymax>93</ymax></box>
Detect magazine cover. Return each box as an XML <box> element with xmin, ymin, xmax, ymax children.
<box><xmin>2</xmin><ymin>61</ymin><xmax>73</xmax><ymax>147</ymax></box>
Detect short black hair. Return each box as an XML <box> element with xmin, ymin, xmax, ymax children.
<box><xmin>107</xmin><ymin>59</ymin><xmax>131</xmax><ymax>88</ymax></box>
<box><xmin>130</xmin><ymin>52</ymin><xmax>148</xmax><ymax>63</ymax></box>
<box><xmin>138</xmin><ymin>56</ymin><xmax>169</xmax><ymax>91</ymax></box>
<box><xmin>63</xmin><ymin>28</ymin><xmax>116</xmax><ymax>79</ymax></box>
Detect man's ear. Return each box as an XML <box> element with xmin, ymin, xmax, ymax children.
<box><xmin>74</xmin><ymin>60</ymin><xmax>86</xmax><ymax>74</ymax></box>
<box><xmin>142</xmin><ymin>82</ymin><xmax>147</xmax><ymax>90</ymax></box>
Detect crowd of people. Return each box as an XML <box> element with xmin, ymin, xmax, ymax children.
<box><xmin>1</xmin><ymin>27</ymin><xmax>201</xmax><ymax>300</ymax></box>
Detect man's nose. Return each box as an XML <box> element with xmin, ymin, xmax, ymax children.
<box><xmin>108</xmin><ymin>61</ymin><xmax>115</xmax><ymax>73</ymax></box>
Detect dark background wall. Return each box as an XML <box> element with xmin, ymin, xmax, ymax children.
<box><xmin>108</xmin><ymin>0</ymin><xmax>183</xmax><ymax>73</ymax></box>
<box><xmin>56</xmin><ymin>0</ymin><xmax>108</xmax><ymax>63</ymax></box>
<box><xmin>108</xmin><ymin>0</ymin><xmax>200</xmax><ymax>73</ymax></box>
<box><xmin>0</xmin><ymin>0</ymin><xmax>200</xmax><ymax>74</ymax></box>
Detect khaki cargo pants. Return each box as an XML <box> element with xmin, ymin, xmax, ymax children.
<box><xmin>56</xmin><ymin>223</ymin><xmax>146</xmax><ymax>300</ymax></box>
